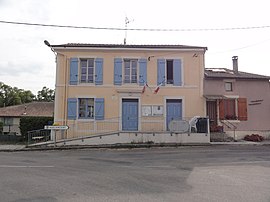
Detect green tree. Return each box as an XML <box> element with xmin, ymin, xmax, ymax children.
<box><xmin>36</xmin><ymin>86</ymin><xmax>55</xmax><ymax>102</ymax></box>
<box><xmin>0</xmin><ymin>82</ymin><xmax>35</xmax><ymax>107</ymax></box>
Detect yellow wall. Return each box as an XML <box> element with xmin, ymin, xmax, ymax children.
<box><xmin>53</xmin><ymin>47</ymin><xmax>206</xmax><ymax>138</ymax></box>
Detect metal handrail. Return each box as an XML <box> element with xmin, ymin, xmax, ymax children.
<box><xmin>220</xmin><ymin>119</ymin><xmax>237</xmax><ymax>141</ymax></box>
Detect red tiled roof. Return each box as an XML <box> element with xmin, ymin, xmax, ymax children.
<box><xmin>52</xmin><ymin>43</ymin><xmax>208</xmax><ymax>50</ymax></box>
<box><xmin>205</xmin><ymin>68</ymin><xmax>270</xmax><ymax>80</ymax></box>
<box><xmin>0</xmin><ymin>102</ymin><xmax>54</xmax><ymax>117</ymax></box>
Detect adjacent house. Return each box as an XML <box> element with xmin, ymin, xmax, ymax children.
<box><xmin>51</xmin><ymin>43</ymin><xmax>208</xmax><ymax>141</ymax></box>
<box><xmin>204</xmin><ymin>56</ymin><xmax>270</xmax><ymax>140</ymax></box>
<box><xmin>0</xmin><ymin>102</ymin><xmax>54</xmax><ymax>135</ymax></box>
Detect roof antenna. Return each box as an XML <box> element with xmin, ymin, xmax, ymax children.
<box><xmin>124</xmin><ymin>16</ymin><xmax>133</xmax><ymax>45</ymax></box>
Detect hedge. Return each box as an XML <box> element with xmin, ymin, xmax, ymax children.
<box><xmin>19</xmin><ymin>116</ymin><xmax>53</xmax><ymax>140</ymax></box>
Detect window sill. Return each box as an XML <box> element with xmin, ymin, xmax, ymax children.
<box><xmin>77</xmin><ymin>118</ymin><xmax>95</xmax><ymax>122</ymax></box>
<box><xmin>223</xmin><ymin>120</ymin><xmax>240</xmax><ymax>123</ymax></box>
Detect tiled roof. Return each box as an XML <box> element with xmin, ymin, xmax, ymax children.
<box><xmin>52</xmin><ymin>43</ymin><xmax>208</xmax><ymax>50</ymax></box>
<box><xmin>205</xmin><ymin>68</ymin><xmax>270</xmax><ymax>80</ymax></box>
<box><xmin>0</xmin><ymin>102</ymin><xmax>54</xmax><ymax>117</ymax></box>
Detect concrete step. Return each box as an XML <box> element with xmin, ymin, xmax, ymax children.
<box><xmin>210</xmin><ymin>132</ymin><xmax>234</xmax><ymax>142</ymax></box>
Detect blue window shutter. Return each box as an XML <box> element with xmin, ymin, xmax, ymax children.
<box><xmin>70</xmin><ymin>58</ymin><xmax>78</xmax><ymax>85</ymax></box>
<box><xmin>157</xmin><ymin>59</ymin><xmax>165</xmax><ymax>86</ymax></box>
<box><xmin>114</xmin><ymin>58</ymin><xmax>122</xmax><ymax>85</ymax></box>
<box><xmin>95</xmin><ymin>58</ymin><xmax>103</xmax><ymax>85</ymax></box>
<box><xmin>173</xmin><ymin>59</ymin><xmax>182</xmax><ymax>86</ymax></box>
<box><xmin>67</xmin><ymin>98</ymin><xmax>77</xmax><ymax>120</ymax></box>
<box><xmin>139</xmin><ymin>59</ymin><xmax>147</xmax><ymax>86</ymax></box>
<box><xmin>95</xmin><ymin>98</ymin><xmax>104</xmax><ymax>120</ymax></box>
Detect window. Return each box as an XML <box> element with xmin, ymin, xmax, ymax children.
<box><xmin>3</xmin><ymin>118</ymin><xmax>13</xmax><ymax>125</ymax></box>
<box><xmin>157</xmin><ymin>59</ymin><xmax>182</xmax><ymax>86</ymax></box>
<box><xmin>80</xmin><ymin>59</ymin><xmax>94</xmax><ymax>83</ymax></box>
<box><xmin>79</xmin><ymin>98</ymin><xmax>94</xmax><ymax>119</ymax></box>
<box><xmin>124</xmin><ymin>59</ymin><xmax>138</xmax><ymax>84</ymax></box>
<box><xmin>166</xmin><ymin>59</ymin><xmax>174</xmax><ymax>84</ymax></box>
<box><xmin>225</xmin><ymin>82</ymin><xmax>233</xmax><ymax>91</ymax></box>
<box><xmin>68</xmin><ymin>97</ymin><xmax>104</xmax><ymax>120</ymax></box>
<box><xmin>219</xmin><ymin>98</ymin><xmax>247</xmax><ymax>121</ymax></box>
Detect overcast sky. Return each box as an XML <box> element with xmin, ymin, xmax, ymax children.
<box><xmin>0</xmin><ymin>0</ymin><xmax>270</xmax><ymax>94</ymax></box>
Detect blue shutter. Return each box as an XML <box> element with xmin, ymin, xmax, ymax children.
<box><xmin>157</xmin><ymin>59</ymin><xmax>165</xmax><ymax>86</ymax></box>
<box><xmin>95</xmin><ymin>98</ymin><xmax>104</xmax><ymax>120</ymax></box>
<box><xmin>139</xmin><ymin>59</ymin><xmax>147</xmax><ymax>86</ymax></box>
<box><xmin>67</xmin><ymin>98</ymin><xmax>77</xmax><ymax>120</ymax></box>
<box><xmin>70</xmin><ymin>58</ymin><xmax>78</xmax><ymax>85</ymax></box>
<box><xmin>95</xmin><ymin>58</ymin><xmax>103</xmax><ymax>85</ymax></box>
<box><xmin>114</xmin><ymin>58</ymin><xmax>122</xmax><ymax>85</ymax></box>
<box><xmin>173</xmin><ymin>59</ymin><xmax>182</xmax><ymax>86</ymax></box>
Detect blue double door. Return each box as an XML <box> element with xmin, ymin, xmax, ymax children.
<box><xmin>166</xmin><ymin>99</ymin><xmax>183</xmax><ymax>130</ymax></box>
<box><xmin>122</xmin><ymin>99</ymin><xmax>138</xmax><ymax>131</ymax></box>
<box><xmin>122</xmin><ymin>98</ymin><xmax>182</xmax><ymax>131</ymax></box>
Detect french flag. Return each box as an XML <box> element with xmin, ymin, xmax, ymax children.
<box><xmin>142</xmin><ymin>83</ymin><xmax>148</xmax><ymax>94</ymax></box>
<box><xmin>154</xmin><ymin>83</ymin><xmax>162</xmax><ymax>94</ymax></box>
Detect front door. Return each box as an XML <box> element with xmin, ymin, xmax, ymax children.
<box><xmin>206</xmin><ymin>100</ymin><xmax>218</xmax><ymax>131</ymax></box>
<box><xmin>166</xmin><ymin>99</ymin><xmax>182</xmax><ymax>131</ymax></box>
<box><xmin>122</xmin><ymin>99</ymin><xmax>138</xmax><ymax>131</ymax></box>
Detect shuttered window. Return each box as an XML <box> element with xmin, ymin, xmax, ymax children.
<box><xmin>157</xmin><ymin>59</ymin><xmax>182</xmax><ymax>86</ymax></box>
<box><xmin>69</xmin><ymin>58</ymin><xmax>103</xmax><ymax>85</ymax></box>
<box><xmin>67</xmin><ymin>98</ymin><xmax>77</xmax><ymax>120</ymax></box>
<box><xmin>67</xmin><ymin>98</ymin><xmax>105</xmax><ymax>120</ymax></box>
<box><xmin>238</xmin><ymin>98</ymin><xmax>248</xmax><ymax>121</ymax></box>
<box><xmin>114</xmin><ymin>58</ymin><xmax>147</xmax><ymax>86</ymax></box>
<box><xmin>219</xmin><ymin>98</ymin><xmax>248</xmax><ymax>121</ymax></box>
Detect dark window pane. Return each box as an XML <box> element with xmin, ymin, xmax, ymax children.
<box><xmin>166</xmin><ymin>60</ymin><xmax>173</xmax><ymax>84</ymax></box>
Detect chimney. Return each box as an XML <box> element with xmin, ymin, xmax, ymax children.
<box><xmin>232</xmin><ymin>56</ymin><xmax>238</xmax><ymax>74</ymax></box>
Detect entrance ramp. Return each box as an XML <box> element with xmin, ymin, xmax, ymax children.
<box><xmin>27</xmin><ymin>117</ymin><xmax>210</xmax><ymax>148</ymax></box>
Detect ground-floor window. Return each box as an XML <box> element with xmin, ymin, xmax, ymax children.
<box><xmin>79</xmin><ymin>98</ymin><xmax>94</xmax><ymax>119</ymax></box>
<box><xmin>219</xmin><ymin>98</ymin><xmax>247</xmax><ymax>121</ymax></box>
<box><xmin>223</xmin><ymin>99</ymin><xmax>236</xmax><ymax>120</ymax></box>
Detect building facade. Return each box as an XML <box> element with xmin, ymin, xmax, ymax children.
<box><xmin>51</xmin><ymin>44</ymin><xmax>207</xmax><ymax>139</ymax></box>
<box><xmin>204</xmin><ymin>56</ymin><xmax>270</xmax><ymax>139</ymax></box>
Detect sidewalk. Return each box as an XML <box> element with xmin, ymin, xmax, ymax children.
<box><xmin>211</xmin><ymin>140</ymin><xmax>270</xmax><ymax>145</ymax></box>
<box><xmin>0</xmin><ymin>144</ymin><xmax>26</xmax><ymax>151</ymax></box>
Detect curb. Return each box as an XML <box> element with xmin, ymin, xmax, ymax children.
<box><xmin>1</xmin><ymin>141</ymin><xmax>270</xmax><ymax>152</ymax></box>
<box><xmin>1</xmin><ymin>142</ymin><xmax>212</xmax><ymax>152</ymax></box>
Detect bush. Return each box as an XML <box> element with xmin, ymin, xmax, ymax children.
<box><xmin>19</xmin><ymin>116</ymin><xmax>53</xmax><ymax>140</ymax></box>
<box><xmin>244</xmin><ymin>134</ymin><xmax>264</xmax><ymax>142</ymax></box>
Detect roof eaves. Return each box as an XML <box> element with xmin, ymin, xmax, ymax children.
<box><xmin>51</xmin><ymin>43</ymin><xmax>208</xmax><ymax>51</ymax></box>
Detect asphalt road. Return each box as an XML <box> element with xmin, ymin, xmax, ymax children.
<box><xmin>0</xmin><ymin>145</ymin><xmax>270</xmax><ymax>202</ymax></box>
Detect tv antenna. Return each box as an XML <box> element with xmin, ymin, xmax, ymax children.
<box><xmin>124</xmin><ymin>16</ymin><xmax>133</xmax><ymax>45</ymax></box>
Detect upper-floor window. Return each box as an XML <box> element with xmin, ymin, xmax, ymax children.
<box><xmin>166</xmin><ymin>59</ymin><xmax>174</xmax><ymax>84</ymax></box>
<box><xmin>69</xmin><ymin>58</ymin><xmax>103</xmax><ymax>85</ymax></box>
<box><xmin>80</xmin><ymin>59</ymin><xmax>94</xmax><ymax>83</ymax></box>
<box><xmin>157</xmin><ymin>59</ymin><xmax>182</xmax><ymax>86</ymax></box>
<box><xmin>225</xmin><ymin>82</ymin><xmax>233</xmax><ymax>91</ymax></box>
<box><xmin>124</xmin><ymin>59</ymin><xmax>138</xmax><ymax>84</ymax></box>
<box><xmin>114</xmin><ymin>58</ymin><xmax>147</xmax><ymax>86</ymax></box>
<box><xmin>79</xmin><ymin>98</ymin><xmax>94</xmax><ymax>119</ymax></box>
